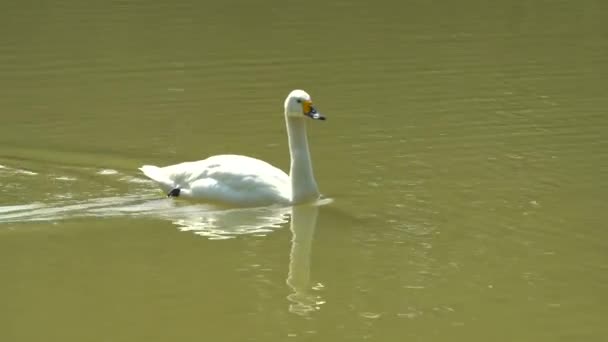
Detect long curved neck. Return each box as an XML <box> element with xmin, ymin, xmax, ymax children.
<box><xmin>286</xmin><ymin>117</ymin><xmax>319</xmax><ymax>203</ymax></box>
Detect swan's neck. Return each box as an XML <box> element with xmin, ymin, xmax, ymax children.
<box><xmin>286</xmin><ymin>117</ymin><xmax>319</xmax><ymax>203</ymax></box>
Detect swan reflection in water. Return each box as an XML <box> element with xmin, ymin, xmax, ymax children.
<box><xmin>159</xmin><ymin>200</ymin><xmax>327</xmax><ymax>315</ymax></box>
<box><xmin>286</xmin><ymin>203</ymin><xmax>325</xmax><ymax>316</ymax></box>
<box><xmin>157</xmin><ymin>200</ymin><xmax>327</xmax><ymax>315</ymax></box>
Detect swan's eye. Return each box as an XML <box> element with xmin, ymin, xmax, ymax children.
<box><xmin>296</xmin><ymin>99</ymin><xmax>301</xmax><ymax>103</ymax></box>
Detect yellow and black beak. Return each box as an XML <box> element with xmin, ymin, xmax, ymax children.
<box><xmin>302</xmin><ymin>100</ymin><xmax>326</xmax><ymax>120</ymax></box>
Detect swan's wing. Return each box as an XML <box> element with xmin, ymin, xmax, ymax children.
<box><xmin>141</xmin><ymin>155</ymin><xmax>291</xmax><ymax>205</ymax></box>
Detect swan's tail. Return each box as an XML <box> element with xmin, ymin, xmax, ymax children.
<box><xmin>139</xmin><ymin>165</ymin><xmax>174</xmax><ymax>192</ymax></box>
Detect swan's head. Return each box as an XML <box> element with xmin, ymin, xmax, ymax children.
<box><xmin>284</xmin><ymin>89</ymin><xmax>326</xmax><ymax>121</ymax></box>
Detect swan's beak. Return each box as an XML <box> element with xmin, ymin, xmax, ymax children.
<box><xmin>303</xmin><ymin>100</ymin><xmax>326</xmax><ymax>120</ymax></box>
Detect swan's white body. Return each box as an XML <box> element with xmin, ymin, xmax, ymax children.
<box><xmin>139</xmin><ymin>89</ymin><xmax>325</xmax><ymax>207</ymax></box>
<box><xmin>140</xmin><ymin>155</ymin><xmax>291</xmax><ymax>206</ymax></box>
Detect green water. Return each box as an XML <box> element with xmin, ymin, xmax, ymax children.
<box><xmin>1</xmin><ymin>0</ymin><xmax>607</xmax><ymax>341</ymax></box>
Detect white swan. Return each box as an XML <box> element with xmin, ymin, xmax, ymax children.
<box><xmin>139</xmin><ymin>89</ymin><xmax>326</xmax><ymax>207</ymax></box>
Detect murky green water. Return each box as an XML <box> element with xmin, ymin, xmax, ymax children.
<box><xmin>1</xmin><ymin>0</ymin><xmax>607</xmax><ymax>341</ymax></box>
